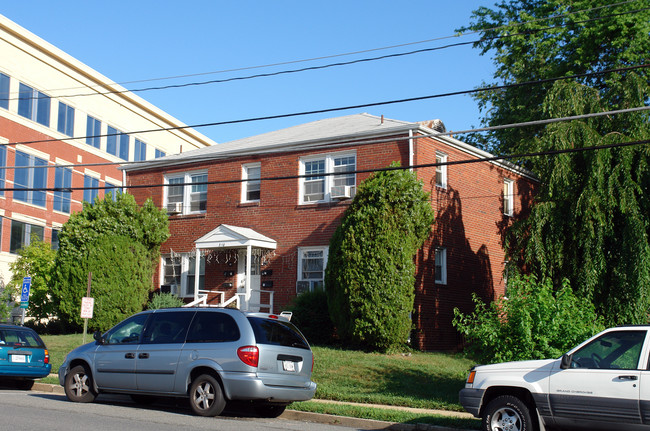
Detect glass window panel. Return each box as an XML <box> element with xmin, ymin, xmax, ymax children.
<box><xmin>35</xmin><ymin>91</ymin><xmax>50</xmax><ymax>127</ymax></box>
<box><xmin>17</xmin><ymin>83</ymin><xmax>33</xmax><ymax>120</ymax></box>
<box><xmin>0</xmin><ymin>73</ymin><xmax>9</xmax><ymax>110</ymax></box>
<box><xmin>53</xmin><ymin>167</ymin><xmax>72</xmax><ymax>213</ymax></box>
<box><xmin>83</xmin><ymin>175</ymin><xmax>99</xmax><ymax>204</ymax></box>
<box><xmin>155</xmin><ymin>149</ymin><xmax>166</xmax><ymax>158</ymax></box>
<box><xmin>86</xmin><ymin>116</ymin><xmax>101</xmax><ymax>148</ymax></box>
<box><xmin>245</xmin><ymin>165</ymin><xmax>261</xmax><ymax>201</ymax></box>
<box><xmin>106</xmin><ymin>126</ymin><xmax>117</xmax><ymax>156</ymax></box>
<box><xmin>0</xmin><ymin>146</ymin><xmax>5</xmax><ymax>196</ymax></box>
<box><xmin>58</xmin><ymin>102</ymin><xmax>75</xmax><ymax>136</ymax></box>
<box><xmin>134</xmin><ymin>139</ymin><xmax>146</xmax><ymax>161</ymax></box>
<box><xmin>166</xmin><ymin>177</ymin><xmax>184</xmax><ymax>211</ymax></box>
<box><xmin>119</xmin><ymin>133</ymin><xmax>130</xmax><ymax>160</ymax></box>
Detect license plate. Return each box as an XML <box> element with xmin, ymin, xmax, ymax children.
<box><xmin>282</xmin><ymin>360</ymin><xmax>296</xmax><ymax>372</ymax></box>
<box><xmin>11</xmin><ymin>355</ymin><xmax>27</xmax><ymax>363</ymax></box>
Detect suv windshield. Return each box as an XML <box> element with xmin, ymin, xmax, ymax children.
<box><xmin>247</xmin><ymin>317</ymin><xmax>309</xmax><ymax>350</ymax></box>
<box><xmin>0</xmin><ymin>328</ymin><xmax>44</xmax><ymax>348</ymax></box>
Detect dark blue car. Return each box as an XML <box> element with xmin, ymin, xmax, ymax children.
<box><xmin>0</xmin><ymin>324</ymin><xmax>51</xmax><ymax>389</ymax></box>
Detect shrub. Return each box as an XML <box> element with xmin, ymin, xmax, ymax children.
<box><xmin>287</xmin><ymin>290</ymin><xmax>335</xmax><ymax>345</ymax></box>
<box><xmin>148</xmin><ymin>292</ymin><xmax>185</xmax><ymax>310</ymax></box>
<box><xmin>326</xmin><ymin>164</ymin><xmax>434</xmax><ymax>352</ymax></box>
<box><xmin>453</xmin><ymin>274</ymin><xmax>604</xmax><ymax>363</ymax></box>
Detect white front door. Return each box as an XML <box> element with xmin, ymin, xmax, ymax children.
<box><xmin>237</xmin><ymin>250</ymin><xmax>261</xmax><ymax>311</ymax></box>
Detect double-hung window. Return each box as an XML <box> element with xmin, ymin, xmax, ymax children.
<box><xmin>18</xmin><ymin>83</ymin><xmax>50</xmax><ymax>127</ymax></box>
<box><xmin>53</xmin><ymin>166</ymin><xmax>72</xmax><ymax>213</ymax></box>
<box><xmin>10</xmin><ymin>220</ymin><xmax>44</xmax><ymax>254</ymax></box>
<box><xmin>86</xmin><ymin>115</ymin><xmax>101</xmax><ymax>148</ymax></box>
<box><xmin>0</xmin><ymin>73</ymin><xmax>9</xmax><ymax>110</ymax></box>
<box><xmin>503</xmin><ymin>179</ymin><xmax>514</xmax><ymax>216</ymax></box>
<box><xmin>161</xmin><ymin>254</ymin><xmax>205</xmax><ymax>297</ymax></box>
<box><xmin>134</xmin><ymin>139</ymin><xmax>147</xmax><ymax>161</ymax></box>
<box><xmin>107</xmin><ymin>126</ymin><xmax>130</xmax><ymax>160</ymax></box>
<box><xmin>300</xmin><ymin>152</ymin><xmax>356</xmax><ymax>204</ymax></box>
<box><xmin>57</xmin><ymin>102</ymin><xmax>75</xmax><ymax>136</ymax></box>
<box><xmin>165</xmin><ymin>171</ymin><xmax>208</xmax><ymax>215</ymax></box>
<box><xmin>434</xmin><ymin>247</ymin><xmax>447</xmax><ymax>285</ymax></box>
<box><xmin>14</xmin><ymin>151</ymin><xmax>47</xmax><ymax>207</ymax></box>
<box><xmin>83</xmin><ymin>175</ymin><xmax>100</xmax><ymax>204</ymax></box>
<box><xmin>296</xmin><ymin>247</ymin><xmax>328</xmax><ymax>293</ymax></box>
<box><xmin>435</xmin><ymin>152</ymin><xmax>448</xmax><ymax>188</ymax></box>
<box><xmin>242</xmin><ymin>163</ymin><xmax>261</xmax><ymax>202</ymax></box>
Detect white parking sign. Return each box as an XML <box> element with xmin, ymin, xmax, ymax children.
<box><xmin>80</xmin><ymin>297</ymin><xmax>94</xmax><ymax>319</ymax></box>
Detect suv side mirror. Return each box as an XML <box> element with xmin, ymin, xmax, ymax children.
<box><xmin>560</xmin><ymin>353</ymin><xmax>573</xmax><ymax>369</ymax></box>
<box><xmin>93</xmin><ymin>331</ymin><xmax>105</xmax><ymax>345</ymax></box>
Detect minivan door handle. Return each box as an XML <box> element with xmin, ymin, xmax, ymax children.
<box><xmin>125</xmin><ymin>353</ymin><xmax>135</xmax><ymax>359</ymax></box>
<box><xmin>138</xmin><ymin>353</ymin><xmax>149</xmax><ymax>359</ymax></box>
<box><xmin>618</xmin><ymin>375</ymin><xmax>638</xmax><ymax>381</ymax></box>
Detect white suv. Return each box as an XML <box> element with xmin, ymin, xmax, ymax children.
<box><xmin>460</xmin><ymin>326</ymin><xmax>650</xmax><ymax>431</ymax></box>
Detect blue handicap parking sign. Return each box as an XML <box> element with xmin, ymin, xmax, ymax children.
<box><xmin>20</xmin><ymin>277</ymin><xmax>31</xmax><ymax>308</ymax></box>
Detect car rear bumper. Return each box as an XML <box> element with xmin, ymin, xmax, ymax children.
<box><xmin>0</xmin><ymin>364</ymin><xmax>51</xmax><ymax>379</ymax></box>
<box><xmin>459</xmin><ymin>388</ymin><xmax>484</xmax><ymax>417</ymax></box>
<box><xmin>221</xmin><ymin>371</ymin><xmax>317</xmax><ymax>402</ymax></box>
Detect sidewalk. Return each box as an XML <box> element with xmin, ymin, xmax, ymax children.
<box><xmin>31</xmin><ymin>382</ymin><xmax>475</xmax><ymax>431</ymax></box>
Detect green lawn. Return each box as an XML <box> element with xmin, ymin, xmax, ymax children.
<box><xmin>39</xmin><ymin>335</ymin><xmax>478</xmax><ymax>428</ymax></box>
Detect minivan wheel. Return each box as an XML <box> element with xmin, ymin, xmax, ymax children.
<box><xmin>254</xmin><ymin>403</ymin><xmax>287</xmax><ymax>418</ymax></box>
<box><xmin>483</xmin><ymin>395</ymin><xmax>533</xmax><ymax>431</ymax></box>
<box><xmin>64</xmin><ymin>365</ymin><xmax>97</xmax><ymax>403</ymax></box>
<box><xmin>189</xmin><ymin>374</ymin><xmax>226</xmax><ymax>417</ymax></box>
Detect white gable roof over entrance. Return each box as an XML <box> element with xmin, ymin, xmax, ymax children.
<box><xmin>194</xmin><ymin>224</ymin><xmax>276</xmax><ymax>250</ymax></box>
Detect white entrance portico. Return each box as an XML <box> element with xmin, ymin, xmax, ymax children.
<box><xmin>185</xmin><ymin>224</ymin><xmax>276</xmax><ymax>312</ymax></box>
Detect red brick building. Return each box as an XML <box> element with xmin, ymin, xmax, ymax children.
<box><xmin>125</xmin><ymin>113</ymin><xmax>537</xmax><ymax>350</ymax></box>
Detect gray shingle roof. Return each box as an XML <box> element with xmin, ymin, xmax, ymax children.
<box><xmin>124</xmin><ymin>113</ymin><xmax>415</xmax><ymax>171</ymax></box>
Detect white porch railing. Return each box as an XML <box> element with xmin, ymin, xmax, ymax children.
<box><xmin>183</xmin><ymin>289</ymin><xmax>273</xmax><ymax>313</ymax></box>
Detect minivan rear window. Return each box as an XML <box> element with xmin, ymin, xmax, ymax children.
<box><xmin>247</xmin><ymin>317</ymin><xmax>309</xmax><ymax>350</ymax></box>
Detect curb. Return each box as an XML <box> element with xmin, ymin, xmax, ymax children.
<box><xmin>32</xmin><ymin>383</ymin><xmax>474</xmax><ymax>431</ymax></box>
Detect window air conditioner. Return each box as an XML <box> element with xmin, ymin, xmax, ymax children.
<box><xmin>167</xmin><ymin>202</ymin><xmax>183</xmax><ymax>214</ymax></box>
<box><xmin>330</xmin><ymin>185</ymin><xmax>356</xmax><ymax>200</ymax></box>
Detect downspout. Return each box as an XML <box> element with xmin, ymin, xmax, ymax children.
<box><xmin>194</xmin><ymin>248</ymin><xmax>201</xmax><ymax>303</ymax></box>
<box><xmin>409</xmin><ymin>129</ymin><xmax>414</xmax><ymax>172</ymax></box>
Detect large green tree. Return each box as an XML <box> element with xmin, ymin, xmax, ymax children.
<box><xmin>462</xmin><ymin>0</ymin><xmax>650</xmax><ymax>155</ymax></box>
<box><xmin>53</xmin><ymin>193</ymin><xmax>169</xmax><ymax>330</ymax></box>
<box><xmin>463</xmin><ymin>1</ymin><xmax>650</xmax><ymax>325</ymax></box>
<box><xmin>325</xmin><ymin>164</ymin><xmax>434</xmax><ymax>352</ymax></box>
<box><xmin>506</xmin><ymin>78</ymin><xmax>650</xmax><ymax>325</ymax></box>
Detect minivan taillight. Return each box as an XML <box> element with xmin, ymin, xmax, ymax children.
<box><xmin>237</xmin><ymin>346</ymin><xmax>259</xmax><ymax>367</ymax></box>
<box><xmin>44</xmin><ymin>349</ymin><xmax>49</xmax><ymax>365</ymax></box>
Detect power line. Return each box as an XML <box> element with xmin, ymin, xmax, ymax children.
<box><xmin>1</xmin><ymin>103</ymin><xmax>647</xmax><ymax>174</ymax></box>
<box><xmin>3</xmin><ymin>0</ymin><xmax>638</xmax><ymax>97</ymax></box>
<box><xmin>2</xmin><ymin>137</ymin><xmax>648</xmax><ymax>194</ymax></box>
<box><xmin>3</xmin><ymin>63</ymin><xmax>648</xmax><ymax>149</ymax></box>
<box><xmin>4</xmin><ymin>4</ymin><xmax>647</xmax><ymax>103</ymax></box>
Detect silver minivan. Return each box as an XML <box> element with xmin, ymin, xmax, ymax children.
<box><xmin>58</xmin><ymin>308</ymin><xmax>316</xmax><ymax>417</ymax></box>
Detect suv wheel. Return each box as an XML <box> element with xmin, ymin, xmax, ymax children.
<box><xmin>483</xmin><ymin>395</ymin><xmax>533</xmax><ymax>431</ymax></box>
<box><xmin>254</xmin><ymin>403</ymin><xmax>287</xmax><ymax>418</ymax></box>
<box><xmin>189</xmin><ymin>374</ymin><xmax>226</xmax><ymax>417</ymax></box>
<box><xmin>64</xmin><ymin>365</ymin><xmax>97</xmax><ymax>403</ymax></box>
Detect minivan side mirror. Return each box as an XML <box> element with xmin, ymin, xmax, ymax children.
<box><xmin>93</xmin><ymin>331</ymin><xmax>105</xmax><ymax>345</ymax></box>
<box><xmin>560</xmin><ymin>353</ymin><xmax>573</xmax><ymax>369</ymax></box>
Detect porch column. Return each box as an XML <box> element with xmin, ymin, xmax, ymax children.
<box><xmin>194</xmin><ymin>247</ymin><xmax>201</xmax><ymax>301</ymax></box>
<box><xmin>245</xmin><ymin>244</ymin><xmax>252</xmax><ymax>310</ymax></box>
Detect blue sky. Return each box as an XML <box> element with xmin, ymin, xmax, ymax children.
<box><xmin>2</xmin><ymin>1</ymin><xmax>496</xmax><ymax>144</ymax></box>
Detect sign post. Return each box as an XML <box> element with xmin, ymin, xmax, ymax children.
<box><xmin>19</xmin><ymin>276</ymin><xmax>31</xmax><ymax>325</ymax></box>
<box><xmin>81</xmin><ymin>272</ymin><xmax>93</xmax><ymax>344</ymax></box>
